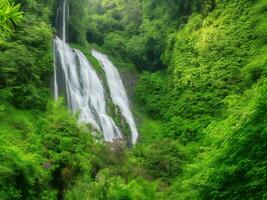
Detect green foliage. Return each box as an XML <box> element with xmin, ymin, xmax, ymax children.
<box><xmin>108</xmin><ymin>177</ymin><xmax>157</xmax><ymax>200</ymax></box>
<box><xmin>135</xmin><ymin>139</ymin><xmax>186</xmax><ymax>183</ymax></box>
<box><xmin>1</xmin><ymin>0</ymin><xmax>267</xmax><ymax>199</ymax></box>
<box><xmin>69</xmin><ymin>0</ymin><xmax>88</xmax><ymax>44</ymax></box>
<box><xmin>0</xmin><ymin>0</ymin><xmax>53</xmax><ymax>109</ymax></box>
<box><xmin>0</xmin><ymin>0</ymin><xmax>23</xmax><ymax>38</ymax></box>
<box><xmin>138</xmin><ymin>115</ymin><xmax>165</xmax><ymax>144</ymax></box>
<box><xmin>39</xmin><ymin>99</ymin><xmax>95</xmax><ymax>199</ymax></box>
<box><xmin>85</xmin><ymin>0</ymin><xmax>216</xmax><ymax>71</ymax></box>
<box><xmin>0</xmin><ymin>100</ymin><xmax>97</xmax><ymax>199</ymax></box>
<box><xmin>169</xmin><ymin>78</ymin><xmax>267</xmax><ymax>200</ymax></box>
<box><xmin>85</xmin><ymin>0</ymin><xmax>165</xmax><ymax>71</ymax></box>
<box><xmin>135</xmin><ymin>0</ymin><xmax>267</xmax><ymax>199</ymax></box>
<box><xmin>136</xmin><ymin>0</ymin><xmax>267</xmax><ymax>142</ymax></box>
<box><xmin>0</xmin><ymin>104</ymin><xmax>55</xmax><ymax>199</ymax></box>
<box><xmin>66</xmin><ymin>172</ymin><xmax>157</xmax><ymax>200</ymax></box>
<box><xmin>135</xmin><ymin>72</ymin><xmax>168</xmax><ymax>118</ymax></box>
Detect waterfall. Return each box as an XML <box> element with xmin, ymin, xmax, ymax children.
<box><xmin>54</xmin><ymin>37</ymin><xmax>122</xmax><ymax>141</ymax></box>
<box><xmin>53</xmin><ymin>0</ymin><xmax>138</xmax><ymax>144</ymax></box>
<box><xmin>62</xmin><ymin>0</ymin><xmax>66</xmax><ymax>42</ymax></box>
<box><xmin>53</xmin><ymin>41</ymin><xmax>58</xmax><ymax>100</ymax></box>
<box><xmin>92</xmin><ymin>50</ymin><xmax>139</xmax><ymax>145</ymax></box>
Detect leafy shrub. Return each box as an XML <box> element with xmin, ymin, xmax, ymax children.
<box><xmin>0</xmin><ymin>0</ymin><xmax>23</xmax><ymax>38</ymax></box>
<box><xmin>135</xmin><ymin>72</ymin><xmax>167</xmax><ymax>119</ymax></box>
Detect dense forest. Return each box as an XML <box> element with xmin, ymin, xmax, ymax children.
<box><xmin>0</xmin><ymin>0</ymin><xmax>267</xmax><ymax>199</ymax></box>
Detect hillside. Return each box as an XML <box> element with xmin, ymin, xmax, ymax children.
<box><xmin>0</xmin><ymin>0</ymin><xmax>266</xmax><ymax>199</ymax></box>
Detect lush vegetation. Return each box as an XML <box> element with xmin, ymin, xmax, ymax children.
<box><xmin>85</xmin><ymin>0</ymin><xmax>215</xmax><ymax>71</ymax></box>
<box><xmin>1</xmin><ymin>0</ymin><xmax>267</xmax><ymax>199</ymax></box>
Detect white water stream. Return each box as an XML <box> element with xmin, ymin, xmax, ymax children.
<box><xmin>92</xmin><ymin>50</ymin><xmax>139</xmax><ymax>145</ymax></box>
<box><xmin>53</xmin><ymin>0</ymin><xmax>138</xmax><ymax>144</ymax></box>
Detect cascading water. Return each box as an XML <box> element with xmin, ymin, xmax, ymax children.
<box><xmin>54</xmin><ymin>38</ymin><xmax>122</xmax><ymax>141</ymax></box>
<box><xmin>92</xmin><ymin>50</ymin><xmax>139</xmax><ymax>145</ymax></box>
<box><xmin>53</xmin><ymin>0</ymin><xmax>138</xmax><ymax>144</ymax></box>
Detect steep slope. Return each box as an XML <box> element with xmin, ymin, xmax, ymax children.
<box><xmin>136</xmin><ymin>0</ymin><xmax>267</xmax><ymax>199</ymax></box>
<box><xmin>0</xmin><ymin>0</ymin><xmax>267</xmax><ymax>199</ymax></box>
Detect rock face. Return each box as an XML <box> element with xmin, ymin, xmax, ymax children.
<box><xmin>120</xmin><ymin>68</ymin><xmax>138</xmax><ymax>105</ymax></box>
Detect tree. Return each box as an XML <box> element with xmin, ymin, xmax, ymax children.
<box><xmin>0</xmin><ymin>0</ymin><xmax>23</xmax><ymax>38</ymax></box>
